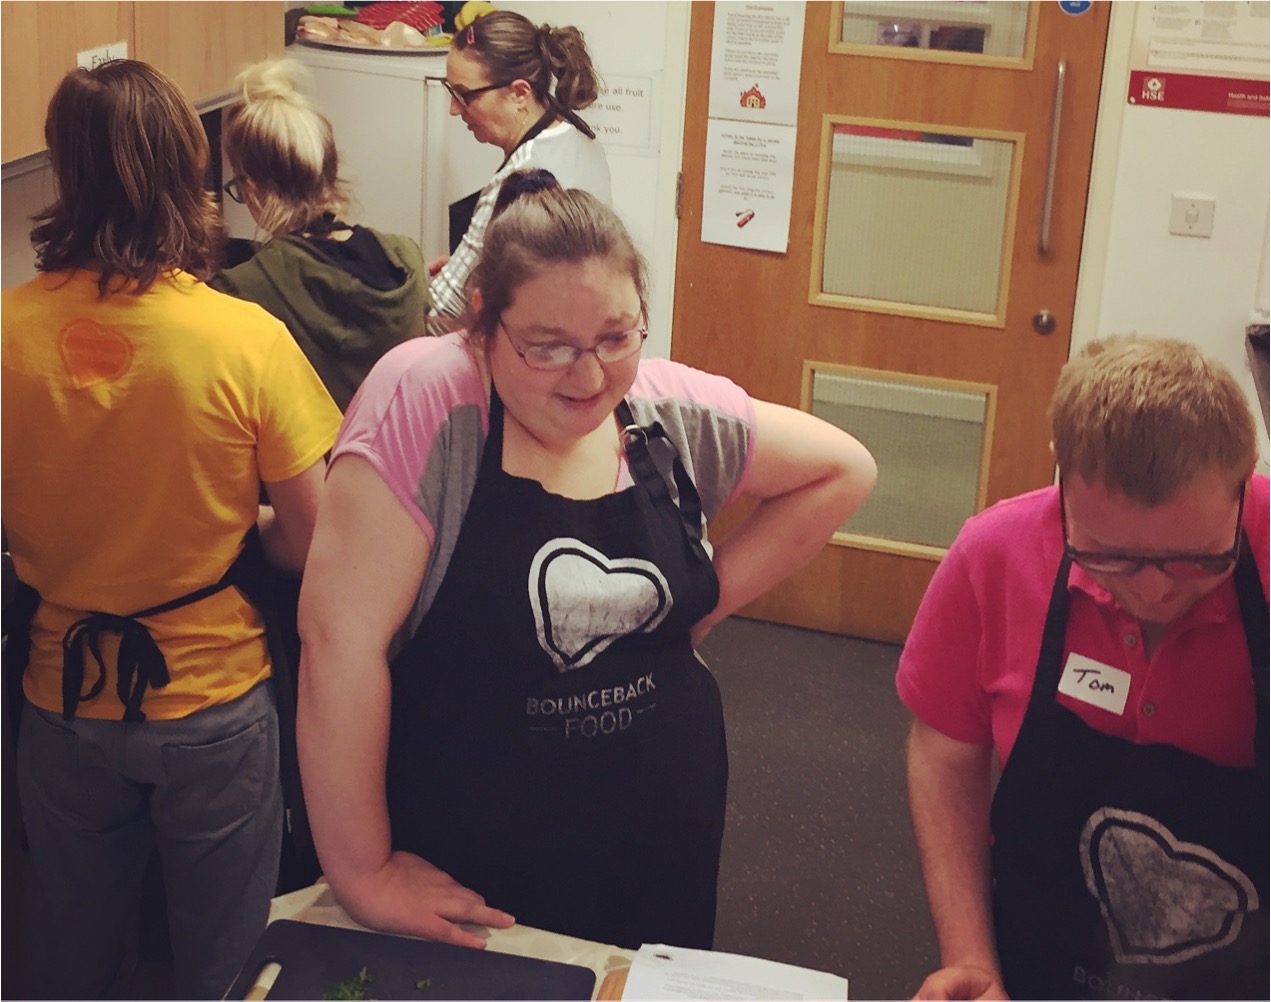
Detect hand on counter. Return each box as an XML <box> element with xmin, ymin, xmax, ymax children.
<box><xmin>336</xmin><ymin>850</ymin><xmax>516</xmax><ymax>950</ymax></box>
<box><xmin>912</xmin><ymin>964</ymin><xmax>1008</xmax><ymax>1001</ymax></box>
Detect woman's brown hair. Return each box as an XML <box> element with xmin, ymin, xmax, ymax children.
<box><xmin>31</xmin><ymin>59</ymin><xmax>222</xmax><ymax>296</ymax></box>
<box><xmin>454</xmin><ymin>10</ymin><xmax>601</xmax><ymax>138</ymax></box>
<box><xmin>465</xmin><ymin>169</ymin><xmax>648</xmax><ymax>345</ymax></box>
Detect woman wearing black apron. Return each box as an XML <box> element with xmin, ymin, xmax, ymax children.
<box><xmin>295</xmin><ymin>173</ymin><xmax>878</xmax><ymax>949</ymax></box>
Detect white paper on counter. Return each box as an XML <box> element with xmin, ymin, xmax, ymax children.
<box><xmin>624</xmin><ymin>942</ymin><xmax>849</xmax><ymax>1000</ymax></box>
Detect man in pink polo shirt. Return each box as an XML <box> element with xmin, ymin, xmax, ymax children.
<box><xmin>899</xmin><ymin>335</ymin><xmax>1268</xmax><ymax>1000</ymax></box>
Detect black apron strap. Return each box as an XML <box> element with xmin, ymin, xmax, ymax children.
<box><xmin>1232</xmin><ymin>529</ymin><xmax>1268</xmax><ymax>784</ymax></box>
<box><xmin>3</xmin><ymin>559</ymin><xmax>41</xmax><ymax>743</ymax></box>
<box><xmin>448</xmin><ymin>191</ymin><xmax>481</xmax><ymax>255</ymax></box>
<box><xmin>60</xmin><ymin>552</ymin><xmax>244</xmax><ymax>723</ymax></box>
<box><xmin>616</xmin><ymin>399</ymin><xmax>706</xmax><ymax>544</ymax></box>
<box><xmin>485</xmin><ymin>390</ymin><xmax>708</xmax><ymax>548</ymax></box>
<box><xmin>223</xmin><ymin>527</ymin><xmax>314</xmax><ymax>868</ymax></box>
<box><xmin>1030</xmin><ymin>552</ymin><xmax>1074</xmax><ymax>698</ymax></box>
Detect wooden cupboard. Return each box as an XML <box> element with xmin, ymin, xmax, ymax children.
<box><xmin>134</xmin><ymin>2</ymin><xmax>283</xmax><ymax>114</ymax></box>
<box><xmin>1</xmin><ymin>1</ymin><xmax>283</xmax><ymax>163</ymax></box>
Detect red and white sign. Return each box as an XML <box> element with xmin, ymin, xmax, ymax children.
<box><xmin>1126</xmin><ymin>2</ymin><xmax>1268</xmax><ymax>117</ymax></box>
<box><xmin>1128</xmin><ymin>70</ymin><xmax>1270</xmax><ymax>117</ymax></box>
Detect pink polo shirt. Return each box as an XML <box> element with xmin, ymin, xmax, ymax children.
<box><xmin>897</xmin><ymin>476</ymin><xmax>1269</xmax><ymax>769</ymax></box>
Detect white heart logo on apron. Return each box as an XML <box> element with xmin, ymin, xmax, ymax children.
<box><xmin>1080</xmin><ymin>807</ymin><xmax>1260</xmax><ymax>965</ymax></box>
<box><xmin>529</xmin><ymin>538</ymin><xmax>672</xmax><ymax>672</ymax></box>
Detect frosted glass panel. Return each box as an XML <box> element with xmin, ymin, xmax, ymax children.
<box><xmin>840</xmin><ymin>2</ymin><xmax>1030</xmax><ymax>58</ymax></box>
<box><xmin>821</xmin><ymin>125</ymin><xmax>1015</xmax><ymax>315</ymax></box>
<box><xmin>811</xmin><ymin>370</ymin><xmax>989</xmax><ymax>549</ymax></box>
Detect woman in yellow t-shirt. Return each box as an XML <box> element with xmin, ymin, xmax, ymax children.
<box><xmin>1</xmin><ymin>60</ymin><xmax>341</xmax><ymax>999</ymax></box>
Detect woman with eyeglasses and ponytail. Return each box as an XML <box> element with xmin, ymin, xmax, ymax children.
<box><xmin>426</xmin><ymin>10</ymin><xmax>612</xmax><ymax>331</ymax></box>
<box><xmin>295</xmin><ymin>169</ymin><xmax>878</xmax><ymax>953</ymax></box>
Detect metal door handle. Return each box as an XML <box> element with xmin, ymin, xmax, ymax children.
<box><xmin>1033</xmin><ymin>309</ymin><xmax>1056</xmax><ymax>335</ymax></box>
<box><xmin>1039</xmin><ymin>58</ymin><xmax>1066</xmax><ymax>256</ymax></box>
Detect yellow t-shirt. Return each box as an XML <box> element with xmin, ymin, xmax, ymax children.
<box><xmin>2</xmin><ymin>269</ymin><xmax>342</xmax><ymax>719</ymax></box>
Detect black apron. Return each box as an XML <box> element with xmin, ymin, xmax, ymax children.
<box><xmin>990</xmin><ymin>533</ymin><xmax>1269</xmax><ymax>999</ymax></box>
<box><xmin>385</xmin><ymin>387</ymin><xmax>729</xmax><ymax>950</ymax></box>
<box><xmin>7</xmin><ymin>528</ymin><xmax>314</xmax><ymax>870</ymax></box>
<box><xmin>448</xmin><ymin>111</ymin><xmax>556</xmax><ymax>253</ymax></box>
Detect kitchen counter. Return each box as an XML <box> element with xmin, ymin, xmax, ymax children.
<box><xmin>257</xmin><ymin>880</ymin><xmax>632</xmax><ymax>1000</ymax></box>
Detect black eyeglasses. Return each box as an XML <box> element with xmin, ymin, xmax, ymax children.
<box><xmin>500</xmin><ymin>319</ymin><xmax>648</xmax><ymax>371</ymax></box>
<box><xmin>223</xmin><ymin>176</ymin><xmax>246</xmax><ymax>204</ymax></box>
<box><xmin>427</xmin><ymin>75</ymin><xmax>516</xmax><ymax>108</ymax></box>
<box><xmin>1060</xmin><ymin>479</ymin><xmax>1245</xmax><ymax>580</ymax></box>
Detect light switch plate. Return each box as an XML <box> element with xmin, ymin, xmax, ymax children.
<box><xmin>76</xmin><ymin>41</ymin><xmax>129</xmax><ymax>70</ymax></box>
<box><xmin>1169</xmin><ymin>193</ymin><xmax>1216</xmax><ymax>238</ymax></box>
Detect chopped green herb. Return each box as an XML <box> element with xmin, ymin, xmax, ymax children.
<box><xmin>321</xmin><ymin>966</ymin><xmax>375</xmax><ymax>1000</ymax></box>
<box><xmin>416</xmin><ymin>978</ymin><xmax>432</xmax><ymax>991</ymax></box>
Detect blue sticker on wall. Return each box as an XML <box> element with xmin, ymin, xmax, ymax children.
<box><xmin>1059</xmin><ymin>0</ymin><xmax>1092</xmax><ymax>13</ymax></box>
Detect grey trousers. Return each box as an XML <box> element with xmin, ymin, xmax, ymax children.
<box><xmin>16</xmin><ymin>682</ymin><xmax>282</xmax><ymax>1000</ymax></box>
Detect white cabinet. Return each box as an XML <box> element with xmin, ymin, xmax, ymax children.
<box><xmin>237</xmin><ymin>42</ymin><xmax>501</xmax><ymax>263</ymax></box>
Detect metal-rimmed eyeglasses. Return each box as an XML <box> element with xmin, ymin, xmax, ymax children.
<box><xmin>426</xmin><ymin>75</ymin><xmax>516</xmax><ymax>108</ymax></box>
<box><xmin>1060</xmin><ymin>479</ymin><xmax>1245</xmax><ymax>580</ymax></box>
<box><xmin>500</xmin><ymin>319</ymin><xmax>648</xmax><ymax>372</ymax></box>
<box><xmin>223</xmin><ymin>176</ymin><xmax>246</xmax><ymax>204</ymax></box>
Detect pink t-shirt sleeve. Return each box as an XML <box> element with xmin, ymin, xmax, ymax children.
<box><xmin>896</xmin><ymin>532</ymin><xmax>996</xmax><ymax>745</ymax></box>
<box><xmin>332</xmin><ymin>334</ymin><xmax>486</xmax><ymax>545</ymax></box>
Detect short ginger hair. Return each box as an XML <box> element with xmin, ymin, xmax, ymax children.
<box><xmin>1050</xmin><ymin>334</ymin><xmax>1257</xmax><ymax>504</ymax></box>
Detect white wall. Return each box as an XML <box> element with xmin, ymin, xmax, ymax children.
<box><xmin>1072</xmin><ymin>4</ymin><xmax>1271</xmax><ymax>473</ymax></box>
<box><xmin>497</xmin><ymin>1</ymin><xmax>689</xmax><ymax>360</ymax></box>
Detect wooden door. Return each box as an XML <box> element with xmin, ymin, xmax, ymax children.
<box><xmin>672</xmin><ymin>1</ymin><xmax>1110</xmax><ymax>643</ymax></box>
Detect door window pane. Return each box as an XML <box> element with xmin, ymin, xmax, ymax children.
<box><xmin>818</xmin><ymin>123</ymin><xmax>1020</xmax><ymax>320</ymax></box>
<box><xmin>810</xmin><ymin>367</ymin><xmax>993</xmax><ymax>551</ymax></box>
<box><xmin>839</xmin><ymin>2</ymin><xmax>1031</xmax><ymax>59</ymax></box>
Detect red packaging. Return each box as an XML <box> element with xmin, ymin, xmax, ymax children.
<box><xmin>353</xmin><ymin>2</ymin><xmax>445</xmax><ymax>33</ymax></box>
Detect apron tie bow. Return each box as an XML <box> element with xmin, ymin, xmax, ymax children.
<box><xmin>62</xmin><ymin>611</ymin><xmax>170</xmax><ymax>722</ymax></box>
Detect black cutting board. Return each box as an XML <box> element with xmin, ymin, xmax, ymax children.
<box><xmin>225</xmin><ymin>919</ymin><xmax>598</xmax><ymax>1000</ymax></box>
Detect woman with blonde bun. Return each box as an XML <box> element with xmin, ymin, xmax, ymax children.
<box><xmin>212</xmin><ymin>57</ymin><xmax>430</xmax><ymax>412</ymax></box>
<box><xmin>427</xmin><ymin>9</ymin><xmax>611</xmax><ymax>328</ymax></box>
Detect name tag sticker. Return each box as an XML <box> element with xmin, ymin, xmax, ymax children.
<box><xmin>1058</xmin><ymin>653</ymin><xmax>1131</xmax><ymax>716</ymax></box>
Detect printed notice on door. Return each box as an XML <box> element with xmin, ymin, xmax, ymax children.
<box><xmin>708</xmin><ymin>1</ymin><xmax>804</xmax><ymax>126</ymax></box>
<box><xmin>701</xmin><ymin>2</ymin><xmax>806</xmax><ymax>252</ymax></box>
<box><xmin>701</xmin><ymin>121</ymin><xmax>796</xmax><ymax>253</ymax></box>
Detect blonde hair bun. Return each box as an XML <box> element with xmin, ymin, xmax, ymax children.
<box><xmin>234</xmin><ymin>57</ymin><xmax>313</xmax><ymax>108</ymax></box>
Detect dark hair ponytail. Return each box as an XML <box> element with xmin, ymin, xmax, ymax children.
<box><xmin>465</xmin><ymin>175</ymin><xmax>649</xmax><ymax>345</ymax></box>
<box><xmin>456</xmin><ymin>11</ymin><xmax>601</xmax><ymax>138</ymax></box>
<box><xmin>492</xmin><ymin>167</ymin><xmax>560</xmax><ymax>219</ymax></box>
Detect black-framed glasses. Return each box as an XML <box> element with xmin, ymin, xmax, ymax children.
<box><xmin>1060</xmin><ymin>479</ymin><xmax>1245</xmax><ymax>580</ymax></box>
<box><xmin>223</xmin><ymin>176</ymin><xmax>246</xmax><ymax>204</ymax></box>
<box><xmin>500</xmin><ymin>319</ymin><xmax>648</xmax><ymax>372</ymax></box>
<box><xmin>427</xmin><ymin>75</ymin><xmax>516</xmax><ymax>108</ymax></box>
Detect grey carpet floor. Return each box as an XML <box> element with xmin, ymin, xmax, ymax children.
<box><xmin>699</xmin><ymin>616</ymin><xmax>939</xmax><ymax>1000</ymax></box>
